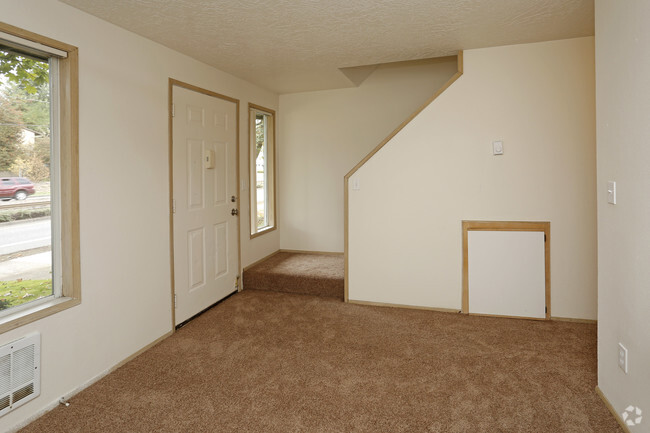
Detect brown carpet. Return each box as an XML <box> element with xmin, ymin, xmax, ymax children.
<box><xmin>20</xmin><ymin>290</ymin><xmax>620</xmax><ymax>433</ymax></box>
<box><xmin>243</xmin><ymin>252</ymin><xmax>344</xmax><ymax>298</ymax></box>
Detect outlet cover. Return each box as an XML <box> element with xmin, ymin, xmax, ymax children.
<box><xmin>492</xmin><ymin>140</ymin><xmax>504</xmax><ymax>155</ymax></box>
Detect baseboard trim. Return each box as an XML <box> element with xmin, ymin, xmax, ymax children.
<box><xmin>345</xmin><ymin>302</ymin><xmax>597</xmax><ymax>323</ymax></box>
<box><xmin>279</xmin><ymin>249</ymin><xmax>343</xmax><ymax>256</ymax></box>
<box><xmin>8</xmin><ymin>329</ymin><xmax>173</xmax><ymax>433</ymax></box>
<box><xmin>595</xmin><ymin>386</ymin><xmax>632</xmax><ymax>433</ymax></box>
<box><xmin>348</xmin><ymin>299</ymin><xmax>461</xmax><ymax>314</ymax></box>
<box><xmin>467</xmin><ymin>312</ymin><xmax>547</xmax><ymax>321</ymax></box>
<box><xmin>242</xmin><ymin>249</ymin><xmax>281</xmax><ymax>272</ymax></box>
<box><xmin>106</xmin><ymin>330</ymin><xmax>174</xmax><ymax>372</ymax></box>
<box><xmin>551</xmin><ymin>316</ymin><xmax>597</xmax><ymax>324</ymax></box>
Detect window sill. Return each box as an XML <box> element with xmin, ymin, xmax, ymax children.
<box><xmin>250</xmin><ymin>225</ymin><xmax>277</xmax><ymax>239</ymax></box>
<box><xmin>0</xmin><ymin>296</ymin><xmax>80</xmax><ymax>335</ymax></box>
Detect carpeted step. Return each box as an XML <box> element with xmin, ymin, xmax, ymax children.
<box><xmin>243</xmin><ymin>252</ymin><xmax>343</xmax><ymax>299</ymax></box>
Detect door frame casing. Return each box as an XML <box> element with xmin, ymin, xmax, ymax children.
<box><xmin>461</xmin><ymin>220</ymin><xmax>551</xmax><ymax>320</ymax></box>
<box><xmin>168</xmin><ymin>79</ymin><xmax>241</xmax><ymax>330</ymax></box>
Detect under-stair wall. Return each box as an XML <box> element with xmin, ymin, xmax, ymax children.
<box><xmin>346</xmin><ymin>37</ymin><xmax>597</xmax><ymax>320</ymax></box>
<box><xmin>279</xmin><ymin>58</ymin><xmax>458</xmax><ymax>253</ymax></box>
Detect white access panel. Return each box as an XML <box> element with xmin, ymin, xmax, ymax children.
<box><xmin>468</xmin><ymin>231</ymin><xmax>546</xmax><ymax>318</ymax></box>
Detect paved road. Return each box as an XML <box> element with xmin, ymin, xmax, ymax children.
<box><xmin>0</xmin><ymin>218</ymin><xmax>51</xmax><ymax>256</ymax></box>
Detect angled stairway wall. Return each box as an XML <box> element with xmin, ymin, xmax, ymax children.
<box><xmin>279</xmin><ymin>57</ymin><xmax>458</xmax><ymax>253</ymax></box>
<box><xmin>346</xmin><ymin>37</ymin><xmax>597</xmax><ymax>320</ymax></box>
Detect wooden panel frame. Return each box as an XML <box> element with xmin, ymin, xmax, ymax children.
<box><xmin>462</xmin><ymin>220</ymin><xmax>551</xmax><ymax>320</ymax></box>
<box><xmin>0</xmin><ymin>22</ymin><xmax>81</xmax><ymax>334</ymax></box>
<box><xmin>248</xmin><ymin>103</ymin><xmax>277</xmax><ymax>239</ymax></box>
<box><xmin>344</xmin><ymin>52</ymin><xmax>464</xmax><ymax>302</ymax></box>
<box><xmin>279</xmin><ymin>249</ymin><xmax>342</xmax><ymax>256</ymax></box>
<box><xmin>168</xmin><ymin>79</ymin><xmax>241</xmax><ymax>329</ymax></box>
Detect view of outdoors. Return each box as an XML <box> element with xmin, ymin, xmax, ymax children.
<box><xmin>0</xmin><ymin>48</ymin><xmax>54</xmax><ymax>313</ymax></box>
<box><xmin>255</xmin><ymin>112</ymin><xmax>268</xmax><ymax>230</ymax></box>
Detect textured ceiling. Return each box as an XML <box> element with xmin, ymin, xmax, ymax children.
<box><xmin>59</xmin><ymin>0</ymin><xmax>594</xmax><ymax>94</ymax></box>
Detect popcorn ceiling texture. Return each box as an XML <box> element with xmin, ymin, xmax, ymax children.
<box><xmin>60</xmin><ymin>0</ymin><xmax>594</xmax><ymax>93</ymax></box>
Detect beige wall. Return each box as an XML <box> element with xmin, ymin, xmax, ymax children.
<box><xmin>595</xmin><ymin>0</ymin><xmax>650</xmax><ymax>421</ymax></box>
<box><xmin>279</xmin><ymin>58</ymin><xmax>458</xmax><ymax>252</ymax></box>
<box><xmin>348</xmin><ymin>37</ymin><xmax>597</xmax><ymax>319</ymax></box>
<box><xmin>0</xmin><ymin>1</ymin><xmax>278</xmax><ymax>430</ymax></box>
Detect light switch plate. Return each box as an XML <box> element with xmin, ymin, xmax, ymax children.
<box><xmin>618</xmin><ymin>342</ymin><xmax>628</xmax><ymax>374</ymax></box>
<box><xmin>492</xmin><ymin>141</ymin><xmax>504</xmax><ymax>155</ymax></box>
<box><xmin>607</xmin><ymin>181</ymin><xmax>617</xmax><ymax>204</ymax></box>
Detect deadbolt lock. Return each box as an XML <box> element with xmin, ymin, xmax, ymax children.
<box><xmin>231</xmin><ymin>195</ymin><xmax>236</xmax><ymax>203</ymax></box>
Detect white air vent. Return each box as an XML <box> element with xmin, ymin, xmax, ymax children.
<box><xmin>0</xmin><ymin>333</ymin><xmax>40</xmax><ymax>417</ymax></box>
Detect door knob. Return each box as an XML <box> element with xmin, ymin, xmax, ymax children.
<box><xmin>231</xmin><ymin>209</ymin><xmax>239</xmax><ymax>216</ymax></box>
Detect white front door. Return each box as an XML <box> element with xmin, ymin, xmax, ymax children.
<box><xmin>172</xmin><ymin>85</ymin><xmax>239</xmax><ymax>325</ymax></box>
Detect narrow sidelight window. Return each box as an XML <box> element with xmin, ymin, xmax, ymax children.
<box><xmin>249</xmin><ymin>104</ymin><xmax>275</xmax><ymax>237</ymax></box>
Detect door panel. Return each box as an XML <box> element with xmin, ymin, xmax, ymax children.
<box><xmin>187</xmin><ymin>139</ymin><xmax>204</xmax><ymax>209</ymax></box>
<box><xmin>188</xmin><ymin>227</ymin><xmax>205</xmax><ymax>290</ymax></box>
<box><xmin>214</xmin><ymin>222</ymin><xmax>228</xmax><ymax>277</ymax></box>
<box><xmin>213</xmin><ymin>141</ymin><xmax>227</xmax><ymax>204</ymax></box>
<box><xmin>468</xmin><ymin>231</ymin><xmax>546</xmax><ymax>319</ymax></box>
<box><xmin>173</xmin><ymin>85</ymin><xmax>238</xmax><ymax>325</ymax></box>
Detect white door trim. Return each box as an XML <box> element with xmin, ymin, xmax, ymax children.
<box><xmin>168</xmin><ymin>79</ymin><xmax>241</xmax><ymax>329</ymax></box>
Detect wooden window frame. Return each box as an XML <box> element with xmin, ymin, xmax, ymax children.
<box><xmin>248</xmin><ymin>103</ymin><xmax>276</xmax><ymax>238</ymax></box>
<box><xmin>0</xmin><ymin>23</ymin><xmax>80</xmax><ymax>334</ymax></box>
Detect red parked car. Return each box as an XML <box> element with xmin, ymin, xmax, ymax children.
<box><xmin>0</xmin><ymin>177</ymin><xmax>36</xmax><ymax>201</ymax></box>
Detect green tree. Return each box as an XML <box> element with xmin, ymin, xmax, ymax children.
<box><xmin>10</xmin><ymin>152</ymin><xmax>48</xmax><ymax>181</ymax></box>
<box><xmin>0</xmin><ymin>95</ymin><xmax>24</xmax><ymax>172</ymax></box>
<box><xmin>0</xmin><ymin>50</ymin><xmax>49</xmax><ymax>94</ymax></box>
<box><xmin>0</xmin><ymin>50</ymin><xmax>51</xmax><ymax>178</ymax></box>
<box><xmin>3</xmin><ymin>82</ymin><xmax>50</xmax><ymax>137</ymax></box>
<box><xmin>255</xmin><ymin>116</ymin><xmax>265</xmax><ymax>160</ymax></box>
<box><xmin>34</xmin><ymin>136</ymin><xmax>51</xmax><ymax>167</ymax></box>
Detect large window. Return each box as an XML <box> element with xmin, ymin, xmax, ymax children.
<box><xmin>0</xmin><ymin>24</ymin><xmax>79</xmax><ymax>333</ymax></box>
<box><xmin>249</xmin><ymin>104</ymin><xmax>276</xmax><ymax>237</ymax></box>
